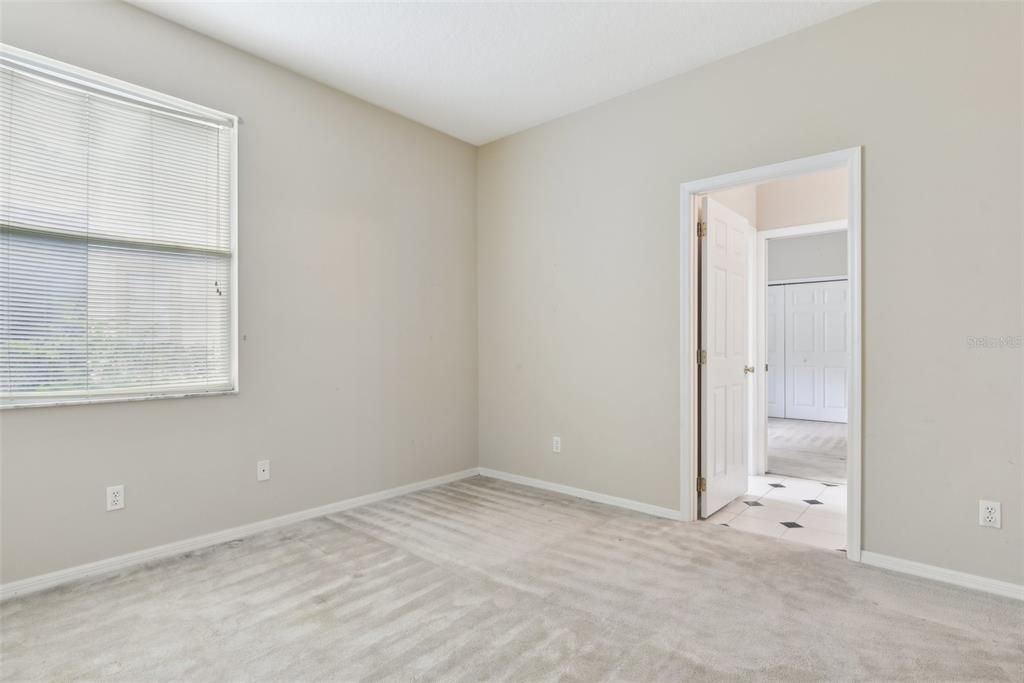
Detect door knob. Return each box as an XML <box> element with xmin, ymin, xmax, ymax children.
<box><xmin>744</xmin><ymin>366</ymin><xmax>755</xmax><ymax>374</ymax></box>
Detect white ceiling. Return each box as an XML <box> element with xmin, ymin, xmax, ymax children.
<box><xmin>130</xmin><ymin>1</ymin><xmax>869</xmax><ymax>145</ymax></box>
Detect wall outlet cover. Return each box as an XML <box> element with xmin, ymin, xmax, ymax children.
<box><xmin>257</xmin><ymin>460</ymin><xmax>271</xmax><ymax>482</ymax></box>
<box><xmin>106</xmin><ymin>485</ymin><xmax>125</xmax><ymax>511</ymax></box>
<box><xmin>979</xmin><ymin>500</ymin><xmax>1001</xmax><ymax>529</ymax></box>
<box><xmin>552</xmin><ymin>436</ymin><xmax>561</xmax><ymax>453</ymax></box>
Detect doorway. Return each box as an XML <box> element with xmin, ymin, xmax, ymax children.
<box><xmin>679</xmin><ymin>148</ymin><xmax>862</xmax><ymax>560</ymax></box>
<box><xmin>757</xmin><ymin>223</ymin><xmax>851</xmax><ymax>487</ymax></box>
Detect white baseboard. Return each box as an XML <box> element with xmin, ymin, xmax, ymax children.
<box><xmin>482</xmin><ymin>469</ymin><xmax>1023</xmax><ymax>600</ymax></box>
<box><xmin>0</xmin><ymin>468</ymin><xmax>480</xmax><ymax>602</ymax></box>
<box><xmin>7</xmin><ymin>468</ymin><xmax>1016</xmax><ymax>604</ymax></box>
<box><xmin>860</xmin><ymin>551</ymin><xmax>1024</xmax><ymax>601</ymax></box>
<box><xmin>477</xmin><ymin>467</ymin><xmax>683</xmax><ymax>521</ymax></box>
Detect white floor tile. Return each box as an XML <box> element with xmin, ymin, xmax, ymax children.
<box><xmin>757</xmin><ymin>493</ymin><xmax>811</xmax><ymax>511</ymax></box>
<box><xmin>749</xmin><ymin>473</ymin><xmax>787</xmax><ymax>484</ymax></box>
<box><xmin>780</xmin><ymin>526</ymin><xmax>846</xmax><ymax>551</ymax></box>
<box><xmin>760</xmin><ymin>481</ymin><xmax>827</xmax><ymax>503</ymax></box>
<box><xmin>797</xmin><ymin>503</ymin><xmax>844</xmax><ymax>519</ymax></box>
<box><xmin>740</xmin><ymin>501</ymin><xmax>806</xmax><ymax>523</ymax></box>
<box><xmin>796</xmin><ymin>509</ymin><xmax>847</xmax><ymax>534</ymax></box>
<box><xmin>746</xmin><ymin>481</ymin><xmax>776</xmax><ymax>496</ymax></box>
<box><xmin>725</xmin><ymin>514</ymin><xmax>787</xmax><ymax>539</ymax></box>
<box><xmin>705</xmin><ymin>508</ymin><xmax>737</xmax><ymax>525</ymax></box>
<box><xmin>705</xmin><ymin>473</ymin><xmax>850</xmax><ymax>552</ymax></box>
<box><xmin>747</xmin><ymin>475</ymin><xmax>786</xmax><ymax>494</ymax></box>
<box><xmin>722</xmin><ymin>500</ymin><xmax>753</xmax><ymax>515</ymax></box>
<box><xmin>818</xmin><ymin>486</ymin><xmax>848</xmax><ymax>507</ymax></box>
<box><xmin>807</xmin><ymin>501</ymin><xmax>846</xmax><ymax>519</ymax></box>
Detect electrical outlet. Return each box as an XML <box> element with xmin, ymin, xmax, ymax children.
<box><xmin>979</xmin><ymin>500</ymin><xmax>1001</xmax><ymax>528</ymax></box>
<box><xmin>106</xmin><ymin>485</ymin><xmax>125</xmax><ymax>511</ymax></box>
<box><xmin>257</xmin><ymin>460</ymin><xmax>270</xmax><ymax>482</ymax></box>
<box><xmin>552</xmin><ymin>436</ymin><xmax>561</xmax><ymax>454</ymax></box>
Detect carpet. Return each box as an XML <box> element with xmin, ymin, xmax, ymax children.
<box><xmin>767</xmin><ymin>418</ymin><xmax>848</xmax><ymax>484</ymax></box>
<box><xmin>2</xmin><ymin>476</ymin><xmax>1020</xmax><ymax>681</ymax></box>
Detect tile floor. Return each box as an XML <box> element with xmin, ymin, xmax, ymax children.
<box><xmin>705</xmin><ymin>473</ymin><xmax>847</xmax><ymax>552</ymax></box>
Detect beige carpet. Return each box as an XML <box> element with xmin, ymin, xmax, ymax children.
<box><xmin>2</xmin><ymin>476</ymin><xmax>1021</xmax><ymax>681</ymax></box>
<box><xmin>767</xmin><ymin>418</ymin><xmax>848</xmax><ymax>484</ymax></box>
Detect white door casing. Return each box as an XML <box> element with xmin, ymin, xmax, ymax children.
<box><xmin>700</xmin><ymin>197</ymin><xmax>755</xmax><ymax>517</ymax></box>
<box><xmin>784</xmin><ymin>280</ymin><xmax>849</xmax><ymax>422</ymax></box>
<box><xmin>680</xmin><ymin>146</ymin><xmax>861</xmax><ymax>560</ymax></box>
<box><xmin>766</xmin><ymin>285</ymin><xmax>786</xmax><ymax>418</ymax></box>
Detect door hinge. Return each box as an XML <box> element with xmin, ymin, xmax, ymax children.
<box><xmin>697</xmin><ymin>349</ymin><xmax>707</xmax><ymax>365</ymax></box>
<box><xmin>697</xmin><ymin>221</ymin><xmax>707</xmax><ymax>238</ymax></box>
<box><xmin>697</xmin><ymin>477</ymin><xmax>707</xmax><ymax>493</ymax></box>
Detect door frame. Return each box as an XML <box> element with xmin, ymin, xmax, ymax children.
<box><xmin>753</xmin><ymin>220</ymin><xmax>848</xmax><ymax>476</ymax></box>
<box><xmin>679</xmin><ymin>147</ymin><xmax>863</xmax><ymax>562</ymax></box>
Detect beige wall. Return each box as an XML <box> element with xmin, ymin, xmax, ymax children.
<box><xmin>711</xmin><ymin>168</ymin><xmax>847</xmax><ymax>232</ymax></box>
<box><xmin>767</xmin><ymin>232</ymin><xmax>848</xmax><ymax>281</ymax></box>
<box><xmin>757</xmin><ymin>167</ymin><xmax>848</xmax><ymax>230</ymax></box>
<box><xmin>0</xmin><ymin>1</ymin><xmax>478</xmax><ymax>582</ymax></box>
<box><xmin>478</xmin><ymin>1</ymin><xmax>1023</xmax><ymax>584</ymax></box>
<box><xmin>708</xmin><ymin>185</ymin><xmax>757</xmax><ymax>225</ymax></box>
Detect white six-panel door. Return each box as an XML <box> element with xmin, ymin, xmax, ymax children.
<box><xmin>784</xmin><ymin>280</ymin><xmax>849</xmax><ymax>422</ymax></box>
<box><xmin>700</xmin><ymin>198</ymin><xmax>754</xmax><ymax>517</ymax></box>
<box><xmin>765</xmin><ymin>285</ymin><xmax>786</xmax><ymax>418</ymax></box>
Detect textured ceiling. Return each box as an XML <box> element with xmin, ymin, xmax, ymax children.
<box><xmin>130</xmin><ymin>1</ymin><xmax>870</xmax><ymax>145</ymax></box>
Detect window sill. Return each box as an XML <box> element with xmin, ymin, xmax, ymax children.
<box><xmin>0</xmin><ymin>388</ymin><xmax>239</xmax><ymax>410</ymax></box>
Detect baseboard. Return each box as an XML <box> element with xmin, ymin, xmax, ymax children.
<box><xmin>0</xmin><ymin>468</ymin><xmax>480</xmax><ymax>602</ymax></box>
<box><xmin>860</xmin><ymin>551</ymin><xmax>1024</xmax><ymax>601</ymax></box>
<box><xmin>9</xmin><ymin>469</ymin><xmax>1013</xmax><ymax>603</ymax></box>
<box><xmin>477</xmin><ymin>467</ymin><xmax>682</xmax><ymax>521</ymax></box>
<box><xmin>480</xmin><ymin>470</ymin><xmax>1022</xmax><ymax>599</ymax></box>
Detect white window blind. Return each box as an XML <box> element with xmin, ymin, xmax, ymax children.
<box><xmin>0</xmin><ymin>48</ymin><xmax>237</xmax><ymax>407</ymax></box>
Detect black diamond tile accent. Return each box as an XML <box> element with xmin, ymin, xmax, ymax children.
<box><xmin>719</xmin><ymin>523</ymin><xmax>730</xmax><ymax>527</ymax></box>
<box><xmin>743</xmin><ymin>501</ymin><xmax>764</xmax><ymax>507</ymax></box>
<box><xmin>822</xmin><ymin>483</ymin><xmax>839</xmax><ymax>487</ymax></box>
<box><xmin>769</xmin><ymin>483</ymin><xmax>786</xmax><ymax>488</ymax></box>
<box><xmin>837</xmin><ymin>548</ymin><xmax>847</xmax><ymax>553</ymax></box>
<box><xmin>803</xmin><ymin>499</ymin><xmax>823</xmax><ymax>505</ymax></box>
<box><xmin>780</xmin><ymin>521</ymin><xmax>803</xmax><ymax>528</ymax></box>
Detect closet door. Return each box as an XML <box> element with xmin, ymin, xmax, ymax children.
<box><xmin>765</xmin><ymin>285</ymin><xmax>786</xmax><ymax>418</ymax></box>
<box><xmin>784</xmin><ymin>280</ymin><xmax>849</xmax><ymax>422</ymax></box>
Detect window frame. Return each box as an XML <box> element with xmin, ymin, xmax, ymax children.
<box><xmin>0</xmin><ymin>44</ymin><xmax>239</xmax><ymax>409</ymax></box>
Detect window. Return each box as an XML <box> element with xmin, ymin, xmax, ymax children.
<box><xmin>0</xmin><ymin>47</ymin><xmax>237</xmax><ymax>407</ymax></box>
